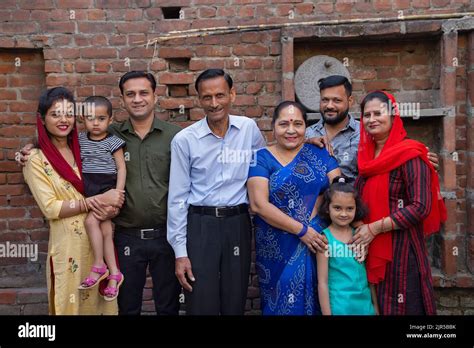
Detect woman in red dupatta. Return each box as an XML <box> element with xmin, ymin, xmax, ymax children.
<box><xmin>352</xmin><ymin>91</ymin><xmax>446</xmax><ymax>315</ymax></box>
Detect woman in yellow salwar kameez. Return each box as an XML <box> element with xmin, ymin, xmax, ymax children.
<box><xmin>23</xmin><ymin>87</ymin><xmax>123</xmax><ymax>315</ymax></box>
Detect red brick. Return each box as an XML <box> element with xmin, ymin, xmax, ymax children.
<box><xmin>402</xmin><ymin>79</ymin><xmax>433</xmax><ymax>90</ymax></box>
<box><xmin>9</xmin><ymin>195</ymin><xmax>36</xmax><ymax>206</ymax></box>
<box><xmin>75</xmin><ymin>61</ymin><xmax>92</xmax><ymax>73</ymax></box>
<box><xmin>0</xmin><ymin>89</ymin><xmax>17</xmax><ymax>100</ymax></box>
<box><xmin>363</xmin><ymin>55</ymin><xmax>399</xmax><ymax>66</ymax></box>
<box><xmin>243</xmin><ymin>58</ymin><xmax>262</xmax><ymax>69</ymax></box>
<box><xmin>0</xmin><ymin>115</ymin><xmax>21</xmax><ymax>124</ymax></box>
<box><xmin>124</xmin><ymin>9</ymin><xmax>143</xmax><ymax>20</ymax></box>
<box><xmin>0</xmin><ymin>138</ymin><xmax>21</xmax><ymax>149</ymax></box>
<box><xmin>30</xmin><ymin>230</ymin><xmax>50</xmax><ymax>241</ymax></box>
<box><xmin>234</xmin><ymin>95</ymin><xmax>256</xmax><ymax>106</ymax></box>
<box><xmin>30</xmin><ymin>10</ymin><xmax>49</xmax><ymax>21</ymax></box>
<box><xmin>116</xmin><ymin>22</ymin><xmax>151</xmax><ymax>33</ymax></box>
<box><xmin>0</xmin><ymin>208</ymin><xmax>26</xmax><ymax>218</ymax></box>
<box><xmin>0</xmin><ymin>126</ymin><xmax>36</xmax><ymax>138</ymax></box>
<box><xmin>159</xmin><ymin>47</ymin><xmax>193</xmax><ymax>59</ymax></box>
<box><xmin>7</xmin><ymin>173</ymin><xmax>24</xmax><ymax>184</ymax></box>
<box><xmin>363</xmin><ymin>80</ymin><xmax>400</xmax><ymax>91</ymax></box>
<box><xmin>87</xmin><ymin>9</ymin><xmax>106</xmax><ymax>20</ymax></box>
<box><xmin>191</xmin><ymin>19</ymin><xmax>229</xmax><ymax>30</ymax></box>
<box><xmin>258</xmin><ymin>95</ymin><xmax>280</xmax><ymax>107</ymax></box>
<box><xmin>57</xmin><ymin>0</ymin><xmax>93</xmax><ymax>8</ymax></box>
<box><xmin>159</xmin><ymin>73</ymin><xmax>194</xmax><ymax>85</ymax></box>
<box><xmin>107</xmin><ymin>34</ymin><xmax>126</xmax><ymax>46</ymax></box>
<box><xmin>295</xmin><ymin>3</ymin><xmax>314</xmax><ymax>15</ymax></box>
<box><xmin>217</xmin><ymin>7</ymin><xmax>236</xmax><ymax>17</ymax></box>
<box><xmin>256</xmin><ymin>71</ymin><xmax>279</xmax><ymax>82</ymax></box>
<box><xmin>95</xmin><ymin>61</ymin><xmax>111</xmax><ymax>73</ymax></box>
<box><xmin>8</xmin><ymin>219</ymin><xmax>45</xmax><ymax>230</ymax></box>
<box><xmin>432</xmin><ymin>0</ymin><xmax>451</xmax><ymax>7</ymax></box>
<box><xmin>39</xmin><ymin>21</ymin><xmax>75</xmax><ymax>34</ymax></box>
<box><xmin>0</xmin><ymin>184</ymin><xmax>25</xmax><ymax>196</ymax></box>
<box><xmin>81</xmin><ymin>48</ymin><xmax>117</xmax><ymax>59</ymax></box>
<box><xmin>246</xmin><ymin>106</ymin><xmax>264</xmax><ymax>118</ymax></box>
<box><xmin>0</xmin><ymin>290</ymin><xmax>16</xmax><ymax>305</ymax></box>
<box><xmin>246</xmin><ymin>82</ymin><xmax>263</xmax><ymax>94</ymax></box>
<box><xmin>234</xmin><ymin>44</ymin><xmax>268</xmax><ymax>56</ymax></box>
<box><xmin>317</xmin><ymin>2</ymin><xmax>333</xmax><ymax>13</ymax></box>
<box><xmin>335</xmin><ymin>2</ymin><xmax>352</xmax><ymax>13</ymax></box>
<box><xmin>199</xmin><ymin>7</ymin><xmax>216</xmax><ymax>18</ymax></box>
<box><xmin>0</xmin><ymin>22</ymin><xmax>37</xmax><ymax>34</ymax></box>
<box><xmin>19</xmin><ymin>0</ymin><xmax>54</xmax><ymax>9</ymax></box>
<box><xmin>374</xmin><ymin>0</ymin><xmax>392</xmax><ymax>10</ymax></box>
<box><xmin>196</xmin><ymin>45</ymin><xmax>231</xmax><ymax>57</ymax></box>
<box><xmin>238</xmin><ymin>6</ymin><xmax>255</xmax><ymax>18</ymax></box>
<box><xmin>160</xmin><ymin>98</ymin><xmax>194</xmax><ymax>110</ymax></box>
<box><xmin>189</xmin><ymin>59</ymin><xmax>224</xmax><ymax>71</ymax></box>
<box><xmin>168</xmin><ymin>85</ymin><xmax>188</xmax><ymax>97</ymax></box>
<box><xmin>412</xmin><ymin>0</ymin><xmax>430</xmax><ymax>8</ymax></box>
<box><xmin>276</xmin><ymin>4</ymin><xmax>293</xmax><ymax>17</ymax></box>
<box><xmin>394</xmin><ymin>0</ymin><xmax>410</xmax><ymax>9</ymax></box>
<box><xmin>82</xmin><ymin>74</ymin><xmax>119</xmax><ymax>86</ymax></box>
<box><xmin>190</xmin><ymin>108</ymin><xmax>205</xmax><ymax>121</ymax></box>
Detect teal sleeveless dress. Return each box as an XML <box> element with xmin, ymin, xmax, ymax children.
<box><xmin>322</xmin><ymin>227</ymin><xmax>375</xmax><ymax>315</ymax></box>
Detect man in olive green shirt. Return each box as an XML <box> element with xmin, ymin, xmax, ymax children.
<box><xmin>108</xmin><ymin>71</ymin><xmax>181</xmax><ymax>315</ymax></box>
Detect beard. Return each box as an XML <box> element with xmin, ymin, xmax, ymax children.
<box><xmin>321</xmin><ymin>108</ymin><xmax>349</xmax><ymax>125</ymax></box>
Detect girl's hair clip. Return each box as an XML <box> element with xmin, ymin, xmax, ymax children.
<box><xmin>338</xmin><ymin>177</ymin><xmax>345</xmax><ymax>183</ymax></box>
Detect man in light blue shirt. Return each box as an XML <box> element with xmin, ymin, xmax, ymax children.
<box><xmin>167</xmin><ymin>69</ymin><xmax>266</xmax><ymax>315</ymax></box>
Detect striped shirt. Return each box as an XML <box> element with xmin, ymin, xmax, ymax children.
<box><xmin>79</xmin><ymin>132</ymin><xmax>125</xmax><ymax>174</ymax></box>
<box><xmin>355</xmin><ymin>157</ymin><xmax>436</xmax><ymax>315</ymax></box>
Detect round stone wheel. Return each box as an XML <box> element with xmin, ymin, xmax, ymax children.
<box><xmin>295</xmin><ymin>55</ymin><xmax>351</xmax><ymax>112</ymax></box>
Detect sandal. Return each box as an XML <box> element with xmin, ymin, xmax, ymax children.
<box><xmin>103</xmin><ymin>272</ymin><xmax>124</xmax><ymax>302</ymax></box>
<box><xmin>78</xmin><ymin>264</ymin><xmax>109</xmax><ymax>290</ymax></box>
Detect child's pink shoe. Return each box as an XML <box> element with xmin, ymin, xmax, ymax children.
<box><xmin>78</xmin><ymin>264</ymin><xmax>109</xmax><ymax>290</ymax></box>
<box><xmin>103</xmin><ymin>272</ymin><xmax>124</xmax><ymax>302</ymax></box>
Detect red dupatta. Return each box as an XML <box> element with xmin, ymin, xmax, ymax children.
<box><xmin>357</xmin><ymin>91</ymin><xmax>447</xmax><ymax>284</ymax></box>
<box><xmin>37</xmin><ymin>113</ymin><xmax>84</xmax><ymax>195</ymax></box>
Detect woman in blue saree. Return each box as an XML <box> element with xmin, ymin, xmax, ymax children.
<box><xmin>248</xmin><ymin>101</ymin><xmax>340</xmax><ymax>315</ymax></box>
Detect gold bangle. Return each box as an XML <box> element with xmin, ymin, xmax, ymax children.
<box><xmin>82</xmin><ymin>198</ymin><xmax>89</xmax><ymax>213</ymax></box>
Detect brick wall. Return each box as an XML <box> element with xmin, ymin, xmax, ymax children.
<box><xmin>0</xmin><ymin>0</ymin><xmax>473</xmax><ymax>315</ymax></box>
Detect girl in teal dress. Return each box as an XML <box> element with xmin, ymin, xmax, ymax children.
<box><xmin>316</xmin><ymin>177</ymin><xmax>378</xmax><ymax>315</ymax></box>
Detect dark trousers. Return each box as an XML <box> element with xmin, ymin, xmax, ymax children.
<box><xmin>185</xmin><ymin>210</ymin><xmax>252</xmax><ymax>315</ymax></box>
<box><xmin>114</xmin><ymin>230</ymin><xmax>181</xmax><ymax>315</ymax></box>
<box><xmin>405</xmin><ymin>246</ymin><xmax>426</xmax><ymax>315</ymax></box>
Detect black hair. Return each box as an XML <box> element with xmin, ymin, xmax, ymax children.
<box><xmin>37</xmin><ymin>87</ymin><xmax>75</xmax><ymax>119</ymax></box>
<box><xmin>84</xmin><ymin>95</ymin><xmax>113</xmax><ymax>117</ymax></box>
<box><xmin>272</xmin><ymin>100</ymin><xmax>308</xmax><ymax>127</ymax></box>
<box><xmin>360</xmin><ymin>91</ymin><xmax>391</xmax><ymax>115</ymax></box>
<box><xmin>318</xmin><ymin>75</ymin><xmax>352</xmax><ymax>97</ymax></box>
<box><xmin>195</xmin><ymin>69</ymin><xmax>233</xmax><ymax>93</ymax></box>
<box><xmin>318</xmin><ymin>176</ymin><xmax>368</xmax><ymax>222</ymax></box>
<box><xmin>119</xmin><ymin>70</ymin><xmax>156</xmax><ymax>95</ymax></box>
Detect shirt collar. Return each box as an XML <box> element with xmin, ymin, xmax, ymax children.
<box><xmin>120</xmin><ymin>116</ymin><xmax>164</xmax><ymax>134</ymax></box>
<box><xmin>196</xmin><ymin>115</ymin><xmax>242</xmax><ymax>139</ymax></box>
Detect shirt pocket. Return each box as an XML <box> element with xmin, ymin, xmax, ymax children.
<box><xmin>148</xmin><ymin>154</ymin><xmax>170</xmax><ymax>185</ymax></box>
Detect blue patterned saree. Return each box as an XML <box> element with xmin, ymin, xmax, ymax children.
<box><xmin>248</xmin><ymin>144</ymin><xmax>338</xmax><ymax>315</ymax></box>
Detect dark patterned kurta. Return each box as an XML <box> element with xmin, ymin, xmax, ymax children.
<box><xmin>356</xmin><ymin>157</ymin><xmax>436</xmax><ymax>315</ymax></box>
